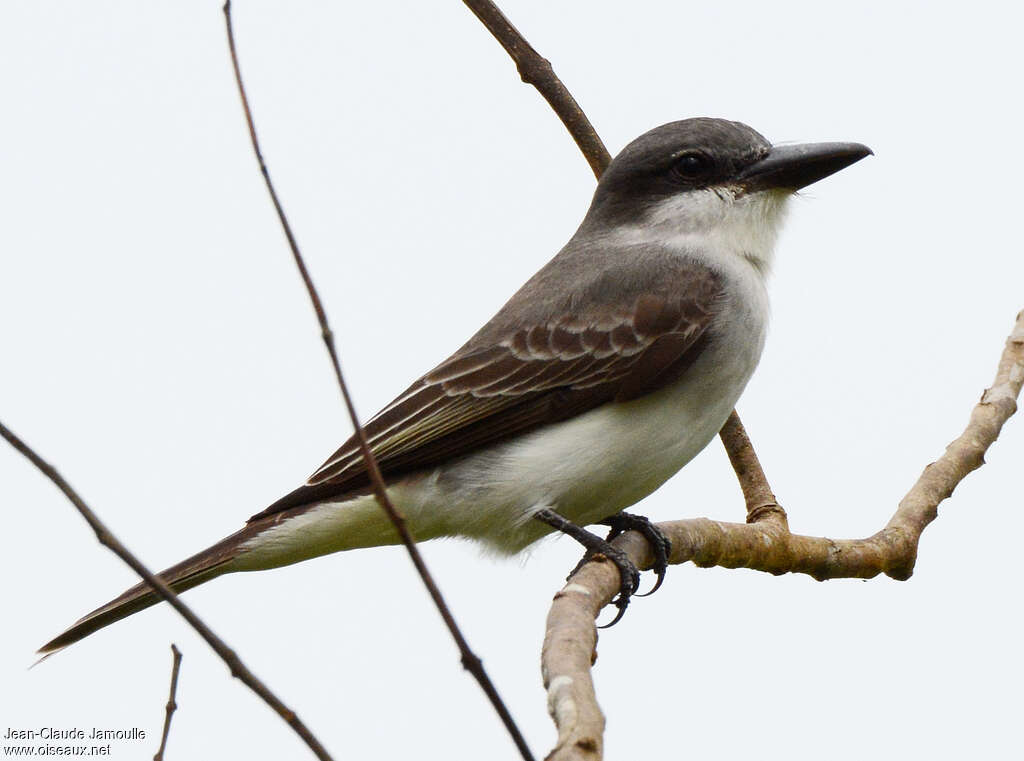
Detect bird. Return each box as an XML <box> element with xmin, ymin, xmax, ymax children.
<box><xmin>40</xmin><ymin>117</ymin><xmax>871</xmax><ymax>654</ymax></box>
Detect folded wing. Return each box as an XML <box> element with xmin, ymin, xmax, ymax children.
<box><xmin>251</xmin><ymin>270</ymin><xmax>723</xmax><ymax>520</ymax></box>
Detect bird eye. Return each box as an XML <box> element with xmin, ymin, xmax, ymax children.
<box><xmin>672</xmin><ymin>151</ymin><xmax>712</xmax><ymax>180</ymax></box>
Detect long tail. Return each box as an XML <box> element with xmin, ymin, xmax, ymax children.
<box><xmin>40</xmin><ymin>492</ymin><xmax>399</xmax><ymax>655</ymax></box>
<box><xmin>38</xmin><ymin>521</ymin><xmax>266</xmax><ymax>656</ymax></box>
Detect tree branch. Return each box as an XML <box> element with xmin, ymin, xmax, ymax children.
<box><xmin>541</xmin><ymin>309</ymin><xmax>1024</xmax><ymax>760</ymax></box>
<box><xmin>718</xmin><ymin>410</ymin><xmax>788</xmax><ymax>526</ymax></box>
<box><xmin>154</xmin><ymin>644</ymin><xmax>182</xmax><ymax>761</ymax></box>
<box><xmin>0</xmin><ymin>421</ymin><xmax>335</xmax><ymax>761</ymax></box>
<box><xmin>221</xmin><ymin>4</ymin><xmax>533</xmax><ymax>759</ymax></box>
<box><xmin>462</xmin><ymin>0</ymin><xmax>610</xmax><ymax>180</ymax></box>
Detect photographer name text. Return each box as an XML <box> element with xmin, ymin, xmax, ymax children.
<box><xmin>3</xmin><ymin>728</ymin><xmax>145</xmax><ymax>741</ymax></box>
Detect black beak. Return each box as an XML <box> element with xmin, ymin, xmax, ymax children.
<box><xmin>737</xmin><ymin>142</ymin><xmax>872</xmax><ymax>192</ymax></box>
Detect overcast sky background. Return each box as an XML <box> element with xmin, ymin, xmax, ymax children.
<box><xmin>2</xmin><ymin>2</ymin><xmax>1022</xmax><ymax>759</ymax></box>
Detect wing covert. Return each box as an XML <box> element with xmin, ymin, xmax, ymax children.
<box><xmin>249</xmin><ymin>271</ymin><xmax>723</xmax><ymax>522</ymax></box>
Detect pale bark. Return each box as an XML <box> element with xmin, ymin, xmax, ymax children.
<box><xmin>541</xmin><ymin>310</ymin><xmax>1024</xmax><ymax>761</ymax></box>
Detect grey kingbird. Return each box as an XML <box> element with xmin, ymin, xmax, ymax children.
<box><xmin>41</xmin><ymin>118</ymin><xmax>870</xmax><ymax>653</ymax></box>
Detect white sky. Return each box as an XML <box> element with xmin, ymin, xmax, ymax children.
<box><xmin>2</xmin><ymin>2</ymin><xmax>1022</xmax><ymax>760</ymax></box>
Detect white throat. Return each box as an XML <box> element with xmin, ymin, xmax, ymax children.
<box><xmin>639</xmin><ymin>187</ymin><xmax>790</xmax><ymax>274</ymax></box>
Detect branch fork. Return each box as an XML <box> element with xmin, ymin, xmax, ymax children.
<box><xmin>541</xmin><ymin>311</ymin><xmax>1024</xmax><ymax>760</ymax></box>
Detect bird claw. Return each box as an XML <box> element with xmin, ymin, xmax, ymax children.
<box><xmin>598</xmin><ymin>595</ymin><xmax>630</xmax><ymax>629</ymax></box>
<box><xmin>566</xmin><ymin>542</ymin><xmax>640</xmax><ymax>628</ymax></box>
<box><xmin>595</xmin><ymin>544</ymin><xmax>641</xmax><ymax>629</ymax></box>
<box><xmin>600</xmin><ymin>511</ymin><xmax>672</xmax><ymax>598</ymax></box>
<box><xmin>535</xmin><ymin>507</ymin><xmax>668</xmax><ymax>628</ymax></box>
<box><xmin>585</xmin><ymin>548</ymin><xmax>638</xmax><ymax>630</ymax></box>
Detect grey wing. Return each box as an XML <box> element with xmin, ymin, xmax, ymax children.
<box><xmin>249</xmin><ymin>278</ymin><xmax>722</xmax><ymax>521</ymax></box>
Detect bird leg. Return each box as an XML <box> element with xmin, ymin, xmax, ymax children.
<box><xmin>533</xmin><ymin>507</ymin><xmax>640</xmax><ymax>627</ymax></box>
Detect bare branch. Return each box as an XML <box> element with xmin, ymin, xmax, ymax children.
<box><xmin>541</xmin><ymin>309</ymin><xmax>1024</xmax><ymax>761</ymax></box>
<box><xmin>461</xmin><ymin>0</ymin><xmax>610</xmax><ymax>180</ymax></box>
<box><xmin>221</xmin><ymin>3</ymin><xmax>533</xmax><ymax>759</ymax></box>
<box><xmin>718</xmin><ymin>411</ymin><xmax>788</xmax><ymax>525</ymax></box>
<box><xmin>0</xmin><ymin>421</ymin><xmax>335</xmax><ymax>761</ymax></box>
<box><xmin>154</xmin><ymin>644</ymin><xmax>182</xmax><ymax>761</ymax></box>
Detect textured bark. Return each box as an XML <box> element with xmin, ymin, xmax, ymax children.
<box><xmin>541</xmin><ymin>310</ymin><xmax>1024</xmax><ymax>761</ymax></box>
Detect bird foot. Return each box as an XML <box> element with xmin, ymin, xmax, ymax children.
<box><xmin>599</xmin><ymin>511</ymin><xmax>671</xmax><ymax>597</ymax></box>
<box><xmin>536</xmin><ymin>508</ymin><xmax>670</xmax><ymax>628</ymax></box>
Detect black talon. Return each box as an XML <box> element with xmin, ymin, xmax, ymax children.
<box><xmin>599</xmin><ymin>511</ymin><xmax>672</xmax><ymax>597</ymax></box>
<box><xmin>599</xmin><ymin>597</ymin><xmax>629</xmax><ymax>629</ymax></box>
<box><xmin>595</xmin><ymin>543</ymin><xmax>641</xmax><ymax>628</ymax></box>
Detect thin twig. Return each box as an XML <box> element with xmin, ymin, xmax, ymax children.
<box><xmin>221</xmin><ymin>4</ymin><xmax>533</xmax><ymax>760</ymax></box>
<box><xmin>460</xmin><ymin>0</ymin><xmax>773</xmax><ymax>520</ymax></box>
<box><xmin>462</xmin><ymin>0</ymin><xmax>610</xmax><ymax>180</ymax></box>
<box><xmin>154</xmin><ymin>644</ymin><xmax>183</xmax><ymax>761</ymax></box>
<box><xmin>541</xmin><ymin>309</ymin><xmax>1024</xmax><ymax>760</ymax></box>
<box><xmin>0</xmin><ymin>421</ymin><xmax>335</xmax><ymax>761</ymax></box>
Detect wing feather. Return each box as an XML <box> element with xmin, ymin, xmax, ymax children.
<box><xmin>249</xmin><ymin>267</ymin><xmax>723</xmax><ymax>521</ymax></box>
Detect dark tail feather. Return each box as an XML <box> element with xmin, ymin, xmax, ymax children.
<box><xmin>38</xmin><ymin>524</ymin><xmax>262</xmax><ymax>655</ymax></box>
